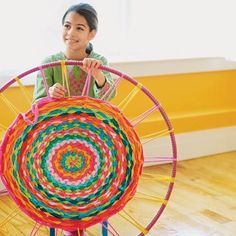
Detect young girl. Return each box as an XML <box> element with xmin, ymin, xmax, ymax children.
<box><xmin>33</xmin><ymin>3</ymin><xmax>114</xmax><ymax>102</ymax></box>
<box><xmin>33</xmin><ymin>3</ymin><xmax>115</xmax><ymax>236</ymax></box>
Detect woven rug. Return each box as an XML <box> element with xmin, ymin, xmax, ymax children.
<box><xmin>0</xmin><ymin>96</ymin><xmax>143</xmax><ymax>230</ymax></box>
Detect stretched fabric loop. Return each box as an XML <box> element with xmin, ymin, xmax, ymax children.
<box><xmin>118</xmin><ymin>209</ymin><xmax>148</xmax><ymax>235</ymax></box>
<box><xmin>0</xmin><ymin>207</ymin><xmax>20</xmax><ymax>228</ymax></box>
<box><xmin>61</xmin><ymin>60</ymin><xmax>71</xmax><ymax>97</ymax></box>
<box><xmin>0</xmin><ymin>93</ymin><xmax>20</xmax><ymax>115</ymax></box>
<box><xmin>15</xmin><ymin>77</ymin><xmax>32</xmax><ymax>105</ymax></box>
<box><xmin>101</xmin><ymin>76</ymin><xmax>122</xmax><ymax>101</ymax></box>
<box><xmin>141</xmin><ymin>128</ymin><xmax>174</xmax><ymax>144</ymax></box>
<box><xmin>29</xmin><ymin>222</ymin><xmax>42</xmax><ymax>236</ymax></box>
<box><xmin>131</xmin><ymin>105</ymin><xmax>160</xmax><ymax>127</ymax></box>
<box><xmin>39</xmin><ymin>66</ymin><xmax>50</xmax><ymax>98</ymax></box>
<box><xmin>101</xmin><ymin>221</ymin><xmax>120</xmax><ymax>236</ymax></box>
<box><xmin>118</xmin><ymin>84</ymin><xmax>142</xmax><ymax>111</ymax></box>
<box><xmin>135</xmin><ymin>191</ymin><xmax>168</xmax><ymax>204</ymax></box>
<box><xmin>82</xmin><ymin>69</ymin><xmax>92</xmax><ymax>96</ymax></box>
<box><xmin>19</xmin><ymin>103</ymin><xmax>39</xmax><ymax>125</ymax></box>
<box><xmin>0</xmin><ymin>123</ymin><xmax>7</xmax><ymax>131</ymax></box>
<box><xmin>141</xmin><ymin>173</ymin><xmax>175</xmax><ymax>182</ymax></box>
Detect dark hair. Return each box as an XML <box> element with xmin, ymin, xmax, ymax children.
<box><xmin>62</xmin><ymin>3</ymin><xmax>98</xmax><ymax>32</ymax></box>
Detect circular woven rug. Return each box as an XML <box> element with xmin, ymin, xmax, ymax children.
<box><xmin>0</xmin><ymin>96</ymin><xmax>143</xmax><ymax>230</ymax></box>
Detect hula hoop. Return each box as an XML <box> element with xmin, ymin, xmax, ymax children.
<box><xmin>0</xmin><ymin>61</ymin><xmax>177</xmax><ymax>235</ymax></box>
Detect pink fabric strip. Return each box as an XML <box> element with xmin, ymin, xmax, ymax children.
<box><xmin>0</xmin><ymin>188</ymin><xmax>8</xmax><ymax>196</ymax></box>
<box><xmin>131</xmin><ymin>105</ymin><xmax>159</xmax><ymax>127</ymax></box>
<box><xmin>29</xmin><ymin>222</ymin><xmax>41</xmax><ymax>236</ymax></box>
<box><xmin>20</xmin><ymin>103</ymin><xmax>39</xmax><ymax>125</ymax></box>
<box><xmin>81</xmin><ymin>69</ymin><xmax>92</xmax><ymax>96</ymax></box>
<box><xmin>144</xmin><ymin>157</ymin><xmax>176</xmax><ymax>163</ymax></box>
<box><xmin>101</xmin><ymin>222</ymin><xmax>120</xmax><ymax>236</ymax></box>
<box><xmin>107</xmin><ymin>221</ymin><xmax>120</xmax><ymax>236</ymax></box>
<box><xmin>101</xmin><ymin>76</ymin><xmax>122</xmax><ymax>100</ymax></box>
<box><xmin>39</xmin><ymin>66</ymin><xmax>50</xmax><ymax>98</ymax></box>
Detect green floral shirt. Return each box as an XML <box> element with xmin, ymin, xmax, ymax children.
<box><xmin>33</xmin><ymin>51</ymin><xmax>114</xmax><ymax>102</ymax></box>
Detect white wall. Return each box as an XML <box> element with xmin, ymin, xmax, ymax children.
<box><xmin>0</xmin><ymin>0</ymin><xmax>236</xmax><ymax>75</ymax></box>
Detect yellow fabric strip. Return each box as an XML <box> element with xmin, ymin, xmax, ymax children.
<box><xmin>141</xmin><ymin>128</ymin><xmax>174</xmax><ymax>139</ymax></box>
<box><xmin>118</xmin><ymin>209</ymin><xmax>148</xmax><ymax>235</ymax></box>
<box><xmin>136</xmin><ymin>82</ymin><xmax>143</xmax><ymax>90</ymax></box>
<box><xmin>141</xmin><ymin>172</ymin><xmax>175</xmax><ymax>183</ymax></box>
<box><xmin>15</xmin><ymin>77</ymin><xmax>32</xmax><ymax>105</ymax></box>
<box><xmin>141</xmin><ymin>128</ymin><xmax>174</xmax><ymax>144</ymax></box>
<box><xmin>0</xmin><ymin>207</ymin><xmax>20</xmax><ymax>227</ymax></box>
<box><xmin>134</xmin><ymin>195</ymin><xmax>167</xmax><ymax>205</ymax></box>
<box><xmin>135</xmin><ymin>191</ymin><xmax>168</xmax><ymax>205</ymax></box>
<box><xmin>57</xmin><ymin>229</ymin><xmax>63</xmax><ymax>236</ymax></box>
<box><xmin>118</xmin><ymin>83</ymin><xmax>142</xmax><ymax>111</ymax></box>
<box><xmin>87</xmin><ymin>230</ymin><xmax>96</xmax><ymax>236</ymax></box>
<box><xmin>0</xmin><ymin>123</ymin><xmax>7</xmax><ymax>130</ymax></box>
<box><xmin>61</xmin><ymin>61</ymin><xmax>65</xmax><ymax>89</ymax></box>
<box><xmin>0</xmin><ymin>93</ymin><xmax>20</xmax><ymax>115</ymax></box>
<box><xmin>61</xmin><ymin>60</ymin><xmax>71</xmax><ymax>97</ymax></box>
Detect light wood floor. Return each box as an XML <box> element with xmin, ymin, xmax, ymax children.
<box><xmin>0</xmin><ymin>151</ymin><xmax>235</xmax><ymax>236</ymax></box>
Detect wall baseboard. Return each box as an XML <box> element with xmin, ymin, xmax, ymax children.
<box><xmin>143</xmin><ymin>126</ymin><xmax>236</xmax><ymax>164</ymax></box>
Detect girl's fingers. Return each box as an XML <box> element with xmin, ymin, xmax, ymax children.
<box><xmin>95</xmin><ymin>60</ymin><xmax>101</xmax><ymax>69</ymax></box>
<box><xmin>92</xmin><ymin>60</ymin><xmax>101</xmax><ymax>69</ymax></box>
<box><xmin>49</xmin><ymin>83</ymin><xmax>65</xmax><ymax>98</ymax></box>
<box><xmin>51</xmin><ymin>92</ymin><xmax>63</xmax><ymax>98</ymax></box>
<box><xmin>82</xmin><ymin>58</ymin><xmax>88</xmax><ymax>69</ymax></box>
<box><xmin>87</xmin><ymin>59</ymin><xmax>92</xmax><ymax>68</ymax></box>
<box><xmin>83</xmin><ymin>59</ymin><xmax>101</xmax><ymax>70</ymax></box>
<box><xmin>54</xmin><ymin>83</ymin><xmax>65</xmax><ymax>92</ymax></box>
<box><xmin>54</xmin><ymin>87</ymin><xmax>65</xmax><ymax>95</ymax></box>
<box><xmin>82</xmin><ymin>59</ymin><xmax>88</xmax><ymax>71</ymax></box>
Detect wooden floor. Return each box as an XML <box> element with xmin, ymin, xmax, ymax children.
<box><xmin>0</xmin><ymin>151</ymin><xmax>235</xmax><ymax>236</ymax></box>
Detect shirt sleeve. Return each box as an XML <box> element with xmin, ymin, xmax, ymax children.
<box><xmin>93</xmin><ymin>56</ymin><xmax>116</xmax><ymax>101</ymax></box>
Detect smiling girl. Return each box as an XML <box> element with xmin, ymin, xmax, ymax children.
<box><xmin>33</xmin><ymin>3</ymin><xmax>114</xmax><ymax>101</ymax></box>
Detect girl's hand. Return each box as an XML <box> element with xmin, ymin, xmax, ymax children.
<box><xmin>49</xmin><ymin>83</ymin><xmax>66</xmax><ymax>98</ymax></box>
<box><xmin>82</xmin><ymin>58</ymin><xmax>106</xmax><ymax>87</ymax></box>
<box><xmin>82</xmin><ymin>58</ymin><xmax>101</xmax><ymax>74</ymax></box>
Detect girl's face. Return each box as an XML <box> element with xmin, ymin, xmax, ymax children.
<box><xmin>62</xmin><ymin>12</ymin><xmax>96</xmax><ymax>52</ymax></box>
